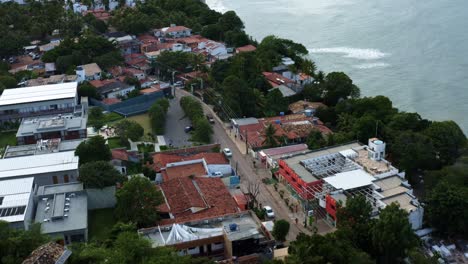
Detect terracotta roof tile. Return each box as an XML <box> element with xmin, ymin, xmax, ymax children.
<box><xmin>160</xmin><ymin>177</ymin><xmax>239</xmax><ymax>223</ymax></box>
<box><xmin>236</xmin><ymin>44</ymin><xmax>257</xmax><ymax>53</ymax></box>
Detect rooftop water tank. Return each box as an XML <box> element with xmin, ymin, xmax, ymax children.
<box><xmin>275</xmin><ymin>120</ymin><xmax>281</xmax><ymax>124</ymax></box>
<box><xmin>229</xmin><ymin>223</ymin><xmax>237</xmax><ymax>231</ymax></box>
<box><xmin>280</xmin><ymin>112</ymin><xmax>285</xmax><ymax>116</ymax></box>
<box><xmin>304</xmin><ymin>109</ymin><xmax>313</xmax><ymax>117</ymax></box>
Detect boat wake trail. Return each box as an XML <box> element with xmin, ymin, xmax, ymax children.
<box><xmin>308</xmin><ymin>47</ymin><xmax>389</xmax><ymax>60</ymax></box>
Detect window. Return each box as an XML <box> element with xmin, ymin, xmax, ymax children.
<box><xmin>64</xmin><ymin>174</ymin><xmax>69</xmax><ymax>183</ymax></box>
<box><xmin>53</xmin><ymin>175</ymin><xmax>58</xmax><ymax>184</ymax></box>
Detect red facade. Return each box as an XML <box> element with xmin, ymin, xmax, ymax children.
<box><xmin>325</xmin><ymin>195</ymin><xmax>338</xmax><ymax>221</ymax></box>
<box><xmin>277</xmin><ymin>159</ymin><xmax>322</xmax><ymax>199</ymax></box>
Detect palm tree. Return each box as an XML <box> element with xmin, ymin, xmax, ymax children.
<box><xmin>262</xmin><ymin>123</ymin><xmax>279</xmax><ymax>148</ymax></box>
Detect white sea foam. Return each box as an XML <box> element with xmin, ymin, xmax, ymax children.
<box><xmin>353</xmin><ymin>62</ymin><xmax>390</xmax><ymax>69</ymax></box>
<box><xmin>204</xmin><ymin>0</ymin><xmax>228</xmax><ymax>13</ymax></box>
<box><xmin>308</xmin><ymin>47</ymin><xmax>389</xmax><ymax>60</ymax></box>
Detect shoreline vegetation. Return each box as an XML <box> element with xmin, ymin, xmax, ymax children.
<box><xmin>0</xmin><ymin>0</ymin><xmax>466</xmax><ymax>263</ymax></box>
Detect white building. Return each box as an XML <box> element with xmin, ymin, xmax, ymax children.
<box><xmin>0</xmin><ymin>177</ymin><xmax>35</xmax><ymax>230</ymax></box>
<box><xmin>76</xmin><ymin>63</ymin><xmax>102</xmax><ymax>83</ymax></box>
<box><xmin>0</xmin><ymin>151</ymin><xmax>79</xmax><ymax>186</ymax></box>
<box><xmin>0</xmin><ymin>82</ymin><xmax>78</xmax><ymax>123</ymax></box>
<box><xmin>198</xmin><ymin>40</ymin><xmax>228</xmax><ymax>58</ymax></box>
<box><xmin>154</xmin><ymin>25</ymin><xmax>192</xmax><ymax>38</ymax></box>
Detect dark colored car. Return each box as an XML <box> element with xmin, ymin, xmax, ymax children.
<box><xmin>184</xmin><ymin>126</ymin><xmax>193</xmax><ymax>133</ymax></box>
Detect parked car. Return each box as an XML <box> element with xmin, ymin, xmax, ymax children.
<box><xmin>206</xmin><ymin>114</ymin><xmax>215</xmax><ymax>124</ymax></box>
<box><xmin>263</xmin><ymin>206</ymin><xmax>275</xmax><ymax>218</ymax></box>
<box><xmin>222</xmin><ymin>148</ymin><xmax>232</xmax><ymax>158</ymax></box>
<box><xmin>184</xmin><ymin>126</ymin><xmax>193</xmax><ymax>133</ymax></box>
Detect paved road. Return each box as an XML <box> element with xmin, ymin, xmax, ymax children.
<box><xmin>163</xmin><ymin>94</ymin><xmax>192</xmax><ymax>148</ymax></box>
<box><xmin>175</xmin><ymin>89</ymin><xmax>308</xmax><ymax>242</ymax></box>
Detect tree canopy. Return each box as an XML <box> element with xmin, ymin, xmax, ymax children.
<box><xmin>115</xmin><ymin>119</ymin><xmax>144</xmax><ymax>142</ymax></box>
<box><xmin>78</xmin><ymin>161</ymin><xmax>124</xmax><ymax>189</ymax></box>
<box><xmin>272</xmin><ymin>219</ymin><xmax>290</xmax><ymax>242</ymax></box>
<box><xmin>115</xmin><ymin>177</ymin><xmax>163</xmax><ymax>228</ymax></box>
<box><xmin>0</xmin><ymin>222</ymin><xmax>48</xmax><ymax>264</ymax></box>
<box><xmin>75</xmin><ymin>136</ymin><xmax>112</xmax><ymax>165</ymax></box>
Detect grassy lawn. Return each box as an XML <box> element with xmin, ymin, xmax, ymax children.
<box><xmin>107</xmin><ymin>137</ymin><xmax>128</xmax><ymax>149</ymax></box>
<box><xmin>127</xmin><ymin>114</ymin><xmax>152</xmax><ymax>134</ymax></box>
<box><xmin>0</xmin><ymin>131</ymin><xmax>17</xmax><ymax>156</ymax></box>
<box><xmin>104</xmin><ymin>112</ymin><xmax>124</xmax><ymax>124</ymax></box>
<box><xmin>88</xmin><ymin>208</ymin><xmax>116</xmax><ymax>242</ymax></box>
<box><xmin>137</xmin><ymin>143</ymin><xmax>155</xmax><ymax>153</ymax></box>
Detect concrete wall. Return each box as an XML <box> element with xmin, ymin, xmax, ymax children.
<box><xmin>86</xmin><ymin>186</ymin><xmax>116</xmax><ymax>210</ymax></box>
<box><xmin>32</xmin><ymin>169</ymin><xmax>79</xmax><ymax>187</ymax></box>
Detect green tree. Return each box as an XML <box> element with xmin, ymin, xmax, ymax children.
<box><xmin>306</xmin><ymin>130</ymin><xmax>327</xmax><ymax>150</ymax></box>
<box><xmin>262</xmin><ymin>123</ymin><xmax>279</xmax><ymax>148</ymax></box>
<box><xmin>303</xmin><ymin>83</ymin><xmax>322</xmax><ymax>101</ymax></box>
<box><xmin>78</xmin><ymin>161</ymin><xmax>124</xmax><ymax>189</ymax></box>
<box><xmin>88</xmin><ymin>107</ymin><xmax>105</xmax><ymax>130</ymax></box>
<box><xmin>192</xmin><ymin>117</ymin><xmax>213</xmax><ymax>143</ymax></box>
<box><xmin>78</xmin><ymin>83</ymin><xmax>100</xmax><ymax>99</ymax></box>
<box><xmin>0</xmin><ymin>75</ymin><xmax>17</xmax><ymax>89</ymax></box>
<box><xmin>336</xmin><ymin>195</ymin><xmax>374</xmax><ymax>254</ymax></box>
<box><xmin>390</xmin><ymin>131</ymin><xmax>437</xmax><ymax>172</ymax></box>
<box><xmin>218</xmin><ymin>11</ymin><xmax>244</xmax><ymax>31</ymax></box>
<box><xmin>265</xmin><ymin>89</ymin><xmax>288</xmax><ymax>116</ymax></box>
<box><xmin>0</xmin><ymin>222</ymin><xmax>49</xmax><ymax>264</ymax></box>
<box><xmin>115</xmin><ymin>177</ymin><xmax>163</xmax><ymax>228</ymax></box>
<box><xmin>287</xmin><ymin>233</ymin><xmax>374</xmax><ymax>264</ymax></box>
<box><xmin>272</xmin><ymin>219</ymin><xmax>290</xmax><ymax>242</ymax></box>
<box><xmin>424</xmin><ymin>121</ymin><xmax>466</xmax><ymax>166</ymax></box>
<box><xmin>180</xmin><ymin>96</ymin><xmax>204</xmax><ymax>121</ymax></box>
<box><xmin>425</xmin><ymin>181</ymin><xmax>468</xmax><ymax>237</ymax></box>
<box><xmin>323</xmin><ymin>72</ymin><xmax>360</xmax><ymax>106</ymax></box>
<box><xmin>75</xmin><ymin>136</ymin><xmax>112</xmax><ymax>165</ymax></box>
<box><xmin>115</xmin><ymin>119</ymin><xmax>144</xmax><ymax>142</ymax></box>
<box><xmin>371</xmin><ymin>203</ymin><xmax>418</xmax><ymax>264</ymax></box>
<box><xmin>222</xmin><ymin>75</ymin><xmax>256</xmax><ymax>117</ymax></box>
<box><xmin>149</xmin><ymin>104</ymin><xmax>167</xmax><ymax>134</ymax></box>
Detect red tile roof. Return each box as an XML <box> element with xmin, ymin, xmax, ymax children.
<box><xmin>137</xmin><ymin>34</ymin><xmax>158</xmax><ymax>44</ymax></box>
<box><xmin>238</xmin><ymin>114</ymin><xmax>332</xmax><ymax>149</ymax></box>
<box><xmin>262</xmin><ymin>72</ymin><xmax>295</xmax><ymax>87</ymax></box>
<box><xmin>159</xmin><ymin>177</ymin><xmax>239</xmax><ymax>224</ymax></box>
<box><xmin>164</xmin><ymin>26</ymin><xmax>191</xmax><ymax>33</ymax></box>
<box><xmin>236</xmin><ymin>44</ymin><xmax>257</xmax><ymax>53</ymax></box>
<box><xmin>102</xmin><ymin>98</ymin><xmax>121</xmax><ymax>105</ymax></box>
<box><xmin>152</xmin><ymin>152</ymin><xmax>228</xmax><ymax>171</ymax></box>
<box><xmin>112</xmin><ymin>149</ymin><xmax>129</xmax><ymax>161</ymax></box>
<box><xmin>89</xmin><ymin>79</ymin><xmax>116</xmax><ymax>88</ymax></box>
<box><xmin>164</xmin><ymin>162</ymin><xmax>207</xmax><ymax>180</ymax></box>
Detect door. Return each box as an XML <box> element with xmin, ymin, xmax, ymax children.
<box><xmin>64</xmin><ymin>174</ymin><xmax>69</xmax><ymax>183</ymax></box>
<box><xmin>52</xmin><ymin>176</ymin><xmax>58</xmax><ymax>184</ymax></box>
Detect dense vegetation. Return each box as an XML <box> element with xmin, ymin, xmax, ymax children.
<box><xmin>283</xmin><ymin>197</ymin><xmax>435</xmax><ymax>264</ymax></box>
<box><xmin>148</xmin><ymin>98</ymin><xmax>170</xmax><ymax>134</ymax></box>
<box><xmin>180</xmin><ymin>96</ymin><xmax>213</xmax><ymax>143</ymax></box>
<box><xmin>110</xmin><ymin>0</ymin><xmax>251</xmax><ymax>47</ymax></box>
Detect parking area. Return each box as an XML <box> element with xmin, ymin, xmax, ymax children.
<box><xmin>163</xmin><ymin>96</ymin><xmax>192</xmax><ymax>148</ymax></box>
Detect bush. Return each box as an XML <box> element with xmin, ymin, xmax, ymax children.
<box><xmin>272</xmin><ymin>219</ymin><xmax>290</xmax><ymax>242</ymax></box>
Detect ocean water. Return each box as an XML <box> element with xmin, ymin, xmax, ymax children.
<box><xmin>206</xmin><ymin>0</ymin><xmax>468</xmax><ymax>133</ymax></box>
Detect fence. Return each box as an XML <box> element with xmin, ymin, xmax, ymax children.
<box><xmin>89</xmin><ymin>91</ymin><xmax>165</xmax><ymax>117</ymax></box>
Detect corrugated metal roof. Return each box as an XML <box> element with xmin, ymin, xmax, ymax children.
<box><xmin>0</xmin><ymin>151</ymin><xmax>78</xmax><ymax>179</ymax></box>
<box><xmin>0</xmin><ymin>82</ymin><xmax>77</xmax><ymax>107</ymax></box>
<box><xmin>0</xmin><ymin>177</ymin><xmax>34</xmax><ymax>223</ymax></box>
<box><xmin>0</xmin><ymin>177</ymin><xmax>34</xmax><ymax>195</ymax></box>
<box><xmin>324</xmin><ymin>169</ymin><xmax>375</xmax><ymax>190</ymax></box>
